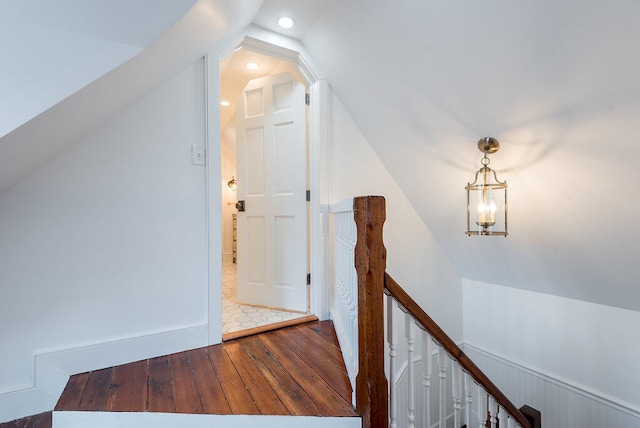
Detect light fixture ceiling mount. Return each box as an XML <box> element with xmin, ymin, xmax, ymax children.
<box><xmin>477</xmin><ymin>137</ymin><xmax>500</xmax><ymax>154</ymax></box>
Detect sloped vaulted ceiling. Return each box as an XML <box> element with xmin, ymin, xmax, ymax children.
<box><xmin>0</xmin><ymin>0</ymin><xmax>198</xmax><ymax>138</ymax></box>
<box><xmin>294</xmin><ymin>0</ymin><xmax>640</xmax><ymax>311</ymax></box>
<box><xmin>0</xmin><ymin>0</ymin><xmax>262</xmax><ymax>195</ymax></box>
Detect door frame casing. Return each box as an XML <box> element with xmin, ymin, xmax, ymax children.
<box><xmin>205</xmin><ymin>28</ymin><xmax>329</xmax><ymax>344</ymax></box>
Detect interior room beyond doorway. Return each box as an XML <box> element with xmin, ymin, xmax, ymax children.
<box><xmin>219</xmin><ymin>46</ymin><xmax>310</xmax><ymax>337</ymax></box>
<box><xmin>221</xmin><ymin>260</ymin><xmax>303</xmax><ymax>334</ymax></box>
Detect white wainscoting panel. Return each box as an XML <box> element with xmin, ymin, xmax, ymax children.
<box><xmin>464</xmin><ymin>344</ymin><xmax>640</xmax><ymax>428</ymax></box>
<box><xmin>393</xmin><ymin>344</ymin><xmax>640</xmax><ymax>428</ymax></box>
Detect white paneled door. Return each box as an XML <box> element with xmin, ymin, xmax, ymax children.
<box><xmin>236</xmin><ymin>72</ymin><xmax>307</xmax><ymax>313</ymax></box>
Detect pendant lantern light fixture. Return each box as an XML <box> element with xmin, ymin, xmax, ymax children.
<box><xmin>465</xmin><ymin>137</ymin><xmax>508</xmax><ymax>236</ymax></box>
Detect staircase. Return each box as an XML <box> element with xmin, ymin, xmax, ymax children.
<box><xmin>329</xmin><ymin>196</ymin><xmax>540</xmax><ymax>428</ymax></box>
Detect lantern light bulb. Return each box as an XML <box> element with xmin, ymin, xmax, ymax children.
<box><xmin>476</xmin><ymin>197</ymin><xmax>496</xmax><ymax>227</ymax></box>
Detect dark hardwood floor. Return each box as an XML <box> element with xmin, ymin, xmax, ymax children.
<box><xmin>55</xmin><ymin>320</ymin><xmax>356</xmax><ymax>417</ymax></box>
<box><xmin>2</xmin><ymin>321</ymin><xmax>354</xmax><ymax>428</ymax></box>
<box><xmin>0</xmin><ymin>412</ymin><xmax>51</xmax><ymax>428</ymax></box>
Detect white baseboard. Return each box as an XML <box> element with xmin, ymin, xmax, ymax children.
<box><xmin>0</xmin><ymin>388</ymin><xmax>57</xmax><ymax>424</ymax></box>
<box><xmin>0</xmin><ymin>323</ymin><xmax>208</xmax><ymax>423</ymax></box>
<box><xmin>53</xmin><ymin>412</ymin><xmax>361</xmax><ymax>428</ymax></box>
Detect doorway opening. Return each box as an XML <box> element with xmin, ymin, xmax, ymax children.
<box><xmin>220</xmin><ymin>45</ymin><xmax>313</xmax><ymax>339</ymax></box>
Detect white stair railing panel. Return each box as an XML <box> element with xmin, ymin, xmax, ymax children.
<box><xmin>328</xmin><ymin>200</ymin><xmax>358</xmax><ymax>404</ymax></box>
<box><xmin>381</xmin><ymin>297</ymin><xmax>530</xmax><ymax>428</ymax></box>
<box><xmin>383</xmin><ymin>299</ymin><xmax>530</xmax><ymax>428</ymax></box>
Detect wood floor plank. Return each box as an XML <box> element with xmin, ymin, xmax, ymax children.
<box><xmin>187</xmin><ymin>348</ymin><xmax>231</xmax><ymax>414</ymax></box>
<box><xmin>106</xmin><ymin>359</ymin><xmax>148</xmax><ymax>412</ymax></box>
<box><xmin>223</xmin><ymin>341</ymin><xmax>289</xmax><ymax>415</ymax></box>
<box><xmin>258</xmin><ymin>332</ymin><xmax>357</xmax><ymax>416</ymax></box>
<box><xmin>23</xmin><ymin>412</ymin><xmax>51</xmax><ymax>428</ymax></box>
<box><xmin>239</xmin><ymin>335</ymin><xmax>322</xmax><ymax>416</ymax></box>
<box><xmin>168</xmin><ymin>352</ymin><xmax>204</xmax><ymax>414</ymax></box>
<box><xmin>0</xmin><ymin>411</ymin><xmax>52</xmax><ymax>428</ymax></box>
<box><xmin>307</xmin><ymin>321</ymin><xmax>342</xmax><ymax>350</ymax></box>
<box><xmin>274</xmin><ymin>325</ymin><xmax>353</xmax><ymax>403</ymax></box>
<box><xmin>78</xmin><ymin>368</ymin><xmax>113</xmax><ymax>411</ymax></box>
<box><xmin>282</xmin><ymin>324</ymin><xmax>349</xmax><ymax>372</ymax></box>
<box><xmin>55</xmin><ymin>371</ymin><xmax>90</xmax><ymax>411</ymax></box>
<box><xmin>1</xmin><ymin>417</ymin><xmax>20</xmax><ymax>427</ymax></box>
<box><xmin>147</xmin><ymin>356</ymin><xmax>175</xmax><ymax>413</ymax></box>
<box><xmin>206</xmin><ymin>345</ymin><xmax>260</xmax><ymax>415</ymax></box>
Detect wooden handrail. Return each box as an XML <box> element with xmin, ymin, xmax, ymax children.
<box><xmin>384</xmin><ymin>273</ymin><xmax>531</xmax><ymax>428</ymax></box>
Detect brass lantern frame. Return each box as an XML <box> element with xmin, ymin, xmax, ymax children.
<box><xmin>465</xmin><ymin>137</ymin><xmax>508</xmax><ymax>236</ymax></box>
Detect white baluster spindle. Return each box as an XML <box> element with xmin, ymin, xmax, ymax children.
<box><xmin>387</xmin><ymin>295</ymin><xmax>398</xmax><ymax>428</ymax></box>
<box><xmin>477</xmin><ymin>385</ymin><xmax>488</xmax><ymax>428</ymax></box>
<box><xmin>405</xmin><ymin>311</ymin><xmax>415</xmax><ymax>428</ymax></box>
<box><xmin>452</xmin><ymin>361</ymin><xmax>463</xmax><ymax>428</ymax></box>
<box><xmin>421</xmin><ymin>330</ymin><xmax>433</xmax><ymax>428</ymax></box>
<box><xmin>497</xmin><ymin>405</ymin><xmax>507</xmax><ymax>428</ymax></box>
<box><xmin>438</xmin><ymin>347</ymin><xmax>448</xmax><ymax>428</ymax></box>
<box><xmin>464</xmin><ymin>372</ymin><xmax>474</xmax><ymax>428</ymax></box>
<box><xmin>488</xmin><ymin>396</ymin><xmax>498</xmax><ymax>428</ymax></box>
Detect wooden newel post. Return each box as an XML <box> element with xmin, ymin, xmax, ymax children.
<box><xmin>354</xmin><ymin>196</ymin><xmax>389</xmax><ymax>428</ymax></box>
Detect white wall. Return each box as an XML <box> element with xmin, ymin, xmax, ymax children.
<box><xmin>463</xmin><ymin>279</ymin><xmax>640</xmax><ymax>427</ymax></box>
<box><xmin>327</xmin><ymin>90</ymin><xmax>462</xmax><ymax>340</ymax></box>
<box><xmin>0</xmin><ymin>59</ymin><xmax>209</xmax><ymax>421</ymax></box>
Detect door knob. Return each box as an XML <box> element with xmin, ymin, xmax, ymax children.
<box><xmin>235</xmin><ymin>200</ymin><xmax>245</xmax><ymax>212</ymax></box>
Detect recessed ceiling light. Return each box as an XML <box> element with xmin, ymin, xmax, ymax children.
<box><xmin>245</xmin><ymin>62</ymin><xmax>259</xmax><ymax>71</ymax></box>
<box><xmin>220</xmin><ymin>100</ymin><xmax>230</xmax><ymax>107</ymax></box>
<box><xmin>277</xmin><ymin>16</ymin><xmax>295</xmax><ymax>29</ymax></box>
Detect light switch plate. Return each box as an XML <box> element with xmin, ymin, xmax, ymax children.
<box><xmin>191</xmin><ymin>144</ymin><xmax>205</xmax><ymax>166</ymax></box>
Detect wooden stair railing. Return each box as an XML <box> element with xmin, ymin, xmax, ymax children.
<box><xmin>385</xmin><ymin>273</ymin><xmax>531</xmax><ymax>428</ymax></box>
<box><xmin>352</xmin><ymin>196</ymin><xmax>532</xmax><ymax>428</ymax></box>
